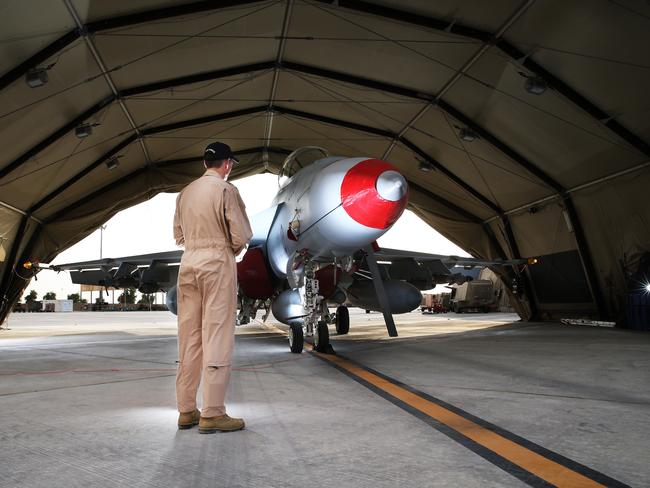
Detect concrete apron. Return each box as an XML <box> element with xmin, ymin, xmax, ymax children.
<box><xmin>0</xmin><ymin>312</ymin><xmax>648</xmax><ymax>487</ymax></box>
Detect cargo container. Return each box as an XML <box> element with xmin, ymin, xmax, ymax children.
<box><xmin>451</xmin><ymin>280</ymin><xmax>495</xmax><ymax>313</ymax></box>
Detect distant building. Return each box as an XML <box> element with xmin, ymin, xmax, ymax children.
<box><xmin>42</xmin><ymin>300</ymin><xmax>73</xmax><ymax>312</ymax></box>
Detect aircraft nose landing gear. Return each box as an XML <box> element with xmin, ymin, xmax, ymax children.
<box><xmin>286</xmin><ymin>259</ymin><xmax>335</xmax><ymax>354</ymax></box>
<box><xmin>289</xmin><ymin>323</ymin><xmax>304</xmax><ymax>353</ymax></box>
<box><xmin>314</xmin><ymin>321</ymin><xmax>334</xmax><ymax>353</ymax></box>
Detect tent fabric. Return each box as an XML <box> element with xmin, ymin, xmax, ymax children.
<box><xmin>1</xmin><ymin>0</ymin><xmax>649</xmax><ymax>324</ymax></box>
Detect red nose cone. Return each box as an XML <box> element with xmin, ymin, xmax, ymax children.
<box><xmin>340</xmin><ymin>159</ymin><xmax>408</xmax><ymax>229</ymax></box>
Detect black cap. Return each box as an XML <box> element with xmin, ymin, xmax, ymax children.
<box><xmin>204</xmin><ymin>142</ymin><xmax>239</xmax><ymax>164</ymax></box>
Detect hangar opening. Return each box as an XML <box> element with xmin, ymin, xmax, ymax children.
<box><xmin>1</xmin><ymin>0</ymin><xmax>649</xmax><ymax>328</ymax></box>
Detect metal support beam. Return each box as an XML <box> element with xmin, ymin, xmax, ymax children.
<box><xmin>122</xmin><ymin>61</ymin><xmax>275</xmax><ymax>97</ymax></box>
<box><xmin>382</xmin><ymin>0</ymin><xmax>535</xmax><ymax>161</ymax></box>
<box><xmin>29</xmin><ymin>134</ymin><xmax>138</xmax><ymax>214</ymax></box>
<box><xmin>0</xmin><ymin>95</ymin><xmax>115</xmax><ymax>180</ymax></box>
<box><xmin>0</xmin><ymin>216</ymin><xmax>29</xmax><ymax>318</ymax></box>
<box><xmin>500</xmin><ymin>214</ymin><xmax>539</xmax><ymax>318</ymax></box>
<box><xmin>363</xmin><ymin>244</ymin><xmax>398</xmax><ymax>337</ymax></box>
<box><xmin>85</xmin><ymin>0</ymin><xmax>263</xmax><ymax>33</ymax></box>
<box><xmin>409</xmin><ymin>182</ymin><xmax>482</xmax><ymax>225</ymax></box>
<box><xmin>0</xmin><ymin>200</ymin><xmax>42</xmax><ymax>224</ymax></box>
<box><xmin>562</xmin><ymin>199</ymin><xmax>609</xmax><ymax>319</ymax></box>
<box><xmin>45</xmin><ymin>145</ymin><xmax>287</xmax><ymax>223</ymax></box>
<box><xmin>398</xmin><ymin>138</ymin><xmax>501</xmax><ymax>213</ymax></box>
<box><xmin>437</xmin><ymin>101</ymin><xmax>562</xmax><ymax>192</ymax></box>
<box><xmin>142</xmin><ymin>105</ymin><xmax>267</xmax><ymax>136</ymax></box>
<box><xmin>318</xmin><ymin>0</ymin><xmax>650</xmax><ymax>159</ymax></box>
<box><xmin>313</xmin><ymin>0</ymin><xmax>491</xmax><ymax>41</ymax></box>
<box><xmin>281</xmin><ymin>60</ymin><xmax>431</xmax><ymax>101</ymax></box>
<box><xmin>30</xmin><ymin>106</ymin><xmax>267</xmax><ymax>214</ymax></box>
<box><xmin>155</xmin><ymin>146</ymin><xmax>292</xmax><ymax>168</ymax></box>
<box><xmin>275</xmin><ymin>106</ymin><xmax>503</xmax><ymax>213</ymax></box>
<box><xmin>264</xmin><ymin>1</ymin><xmax>293</xmax><ymax>149</ymax></box>
<box><xmin>496</xmin><ymin>41</ymin><xmax>650</xmax><ymax>158</ymax></box>
<box><xmin>63</xmin><ymin>0</ymin><xmax>151</xmax><ymax>166</ymax></box>
<box><xmin>0</xmin><ymin>30</ymin><xmax>81</xmax><ymax>92</ymax></box>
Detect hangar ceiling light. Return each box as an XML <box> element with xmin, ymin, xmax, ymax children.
<box><xmin>105</xmin><ymin>158</ymin><xmax>120</xmax><ymax>171</ymax></box>
<box><xmin>459</xmin><ymin>128</ymin><xmax>478</xmax><ymax>142</ymax></box>
<box><xmin>25</xmin><ymin>68</ymin><xmax>49</xmax><ymax>88</ymax></box>
<box><xmin>524</xmin><ymin>76</ymin><xmax>548</xmax><ymax>95</ymax></box>
<box><xmin>75</xmin><ymin>123</ymin><xmax>95</xmax><ymax>139</ymax></box>
<box><xmin>418</xmin><ymin>161</ymin><xmax>434</xmax><ymax>172</ymax></box>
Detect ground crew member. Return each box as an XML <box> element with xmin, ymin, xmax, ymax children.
<box><xmin>173</xmin><ymin>142</ymin><xmax>253</xmax><ymax>433</ymax></box>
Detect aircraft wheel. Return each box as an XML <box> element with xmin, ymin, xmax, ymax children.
<box><xmin>314</xmin><ymin>322</ymin><xmax>330</xmax><ymax>352</ymax></box>
<box><xmin>288</xmin><ymin>324</ymin><xmax>304</xmax><ymax>353</ymax></box>
<box><xmin>335</xmin><ymin>306</ymin><xmax>349</xmax><ymax>335</ymax></box>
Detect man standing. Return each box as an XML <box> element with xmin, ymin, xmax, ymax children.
<box><xmin>173</xmin><ymin>142</ymin><xmax>253</xmax><ymax>433</ymax></box>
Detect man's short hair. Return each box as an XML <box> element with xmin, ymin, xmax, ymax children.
<box><xmin>204</xmin><ymin>158</ymin><xmax>226</xmax><ymax>169</ymax></box>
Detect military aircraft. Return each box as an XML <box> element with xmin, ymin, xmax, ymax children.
<box><xmin>50</xmin><ymin>147</ymin><xmax>533</xmax><ymax>353</ymax></box>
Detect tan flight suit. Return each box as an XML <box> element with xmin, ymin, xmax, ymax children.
<box><xmin>173</xmin><ymin>171</ymin><xmax>253</xmax><ymax>417</ymax></box>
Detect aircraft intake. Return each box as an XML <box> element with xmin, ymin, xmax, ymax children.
<box><xmin>345</xmin><ymin>280</ymin><xmax>422</xmax><ymax>314</ymax></box>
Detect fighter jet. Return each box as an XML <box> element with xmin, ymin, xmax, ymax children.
<box><xmin>51</xmin><ymin>147</ymin><xmax>533</xmax><ymax>353</ymax></box>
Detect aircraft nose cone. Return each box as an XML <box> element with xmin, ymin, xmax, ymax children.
<box><xmin>376</xmin><ymin>170</ymin><xmax>407</xmax><ymax>202</ymax></box>
<box><xmin>340</xmin><ymin>159</ymin><xmax>409</xmax><ymax>230</ymax></box>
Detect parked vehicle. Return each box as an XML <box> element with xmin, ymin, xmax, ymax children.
<box><xmin>420</xmin><ymin>294</ymin><xmax>448</xmax><ymax>314</ymax></box>
<box><xmin>451</xmin><ymin>280</ymin><xmax>495</xmax><ymax>313</ymax></box>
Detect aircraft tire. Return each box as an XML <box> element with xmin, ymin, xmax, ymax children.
<box><xmin>335</xmin><ymin>306</ymin><xmax>349</xmax><ymax>335</ymax></box>
<box><xmin>289</xmin><ymin>324</ymin><xmax>304</xmax><ymax>353</ymax></box>
<box><xmin>314</xmin><ymin>322</ymin><xmax>330</xmax><ymax>352</ymax></box>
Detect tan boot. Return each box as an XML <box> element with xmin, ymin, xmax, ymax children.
<box><xmin>177</xmin><ymin>409</ymin><xmax>200</xmax><ymax>430</ymax></box>
<box><xmin>198</xmin><ymin>414</ymin><xmax>245</xmax><ymax>433</ymax></box>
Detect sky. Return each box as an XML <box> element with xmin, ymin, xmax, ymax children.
<box><xmin>25</xmin><ymin>173</ymin><xmax>469</xmax><ymax>302</ymax></box>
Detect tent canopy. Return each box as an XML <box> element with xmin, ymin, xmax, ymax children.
<box><xmin>1</xmin><ymin>0</ymin><xmax>649</xmax><ymax>323</ymax></box>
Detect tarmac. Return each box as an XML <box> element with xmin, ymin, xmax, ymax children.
<box><xmin>0</xmin><ymin>310</ymin><xmax>648</xmax><ymax>487</ymax></box>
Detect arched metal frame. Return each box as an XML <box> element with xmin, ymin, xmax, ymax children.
<box><xmin>2</xmin><ymin>0</ymin><xmax>642</xmax><ymax>320</ymax></box>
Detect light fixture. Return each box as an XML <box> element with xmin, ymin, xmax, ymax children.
<box><xmin>75</xmin><ymin>123</ymin><xmax>94</xmax><ymax>139</ymax></box>
<box><xmin>105</xmin><ymin>158</ymin><xmax>120</xmax><ymax>171</ymax></box>
<box><xmin>418</xmin><ymin>161</ymin><xmax>433</xmax><ymax>172</ymax></box>
<box><xmin>25</xmin><ymin>68</ymin><xmax>49</xmax><ymax>88</ymax></box>
<box><xmin>459</xmin><ymin>127</ymin><xmax>478</xmax><ymax>142</ymax></box>
<box><xmin>645</xmin><ymin>283</ymin><xmax>650</xmax><ymax>293</ymax></box>
<box><xmin>524</xmin><ymin>76</ymin><xmax>548</xmax><ymax>95</ymax></box>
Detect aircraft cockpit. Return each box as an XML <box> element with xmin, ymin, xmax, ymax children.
<box><xmin>278</xmin><ymin>146</ymin><xmax>330</xmax><ymax>187</ymax></box>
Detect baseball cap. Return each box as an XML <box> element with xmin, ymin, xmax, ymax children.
<box><xmin>204</xmin><ymin>142</ymin><xmax>239</xmax><ymax>164</ymax></box>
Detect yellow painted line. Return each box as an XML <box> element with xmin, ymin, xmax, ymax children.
<box><xmin>314</xmin><ymin>350</ymin><xmax>604</xmax><ymax>488</ymax></box>
<box><xmin>258</xmin><ymin>321</ymin><xmax>619</xmax><ymax>487</ymax></box>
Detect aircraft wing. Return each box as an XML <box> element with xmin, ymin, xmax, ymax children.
<box><xmin>50</xmin><ymin>250</ymin><xmax>183</xmax><ymax>293</ymax></box>
<box><xmin>373</xmin><ymin>247</ymin><xmax>533</xmax><ymax>268</ymax></box>
<box><xmin>51</xmin><ymin>250</ymin><xmax>183</xmax><ymax>271</ymax></box>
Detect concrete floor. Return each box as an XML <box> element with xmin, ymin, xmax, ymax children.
<box><xmin>0</xmin><ymin>311</ymin><xmax>648</xmax><ymax>487</ymax></box>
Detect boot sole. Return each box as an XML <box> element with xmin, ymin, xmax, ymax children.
<box><xmin>178</xmin><ymin>421</ymin><xmax>200</xmax><ymax>430</ymax></box>
<box><xmin>198</xmin><ymin>425</ymin><xmax>244</xmax><ymax>434</ymax></box>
